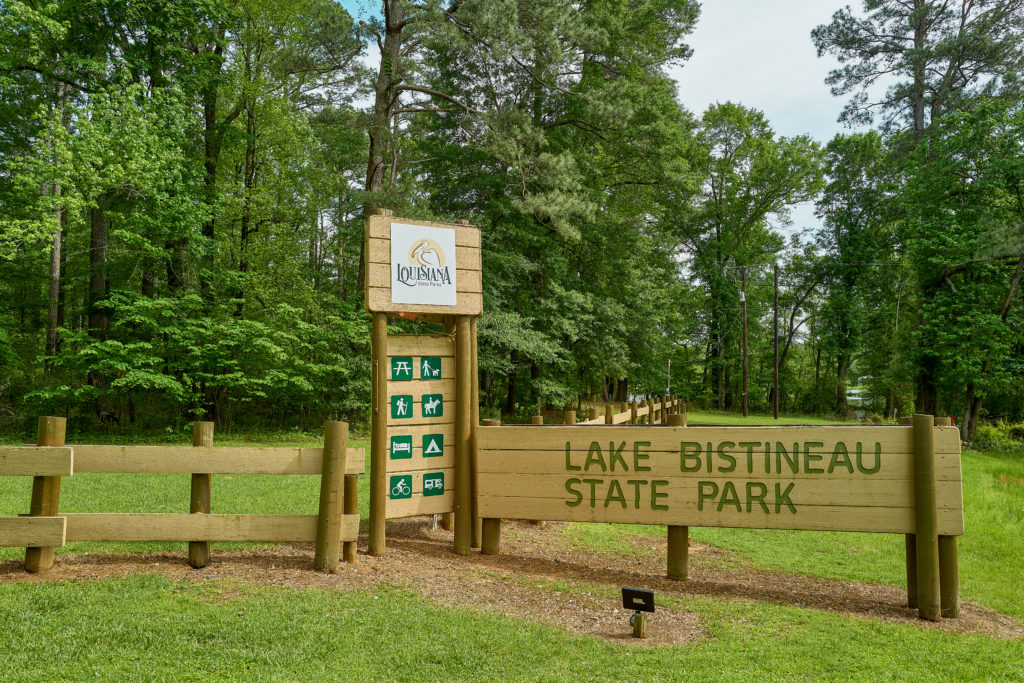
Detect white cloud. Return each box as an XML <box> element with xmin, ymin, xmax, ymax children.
<box><xmin>670</xmin><ymin>0</ymin><xmax>851</xmax><ymax>142</ymax></box>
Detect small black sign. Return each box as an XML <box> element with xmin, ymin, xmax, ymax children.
<box><xmin>621</xmin><ymin>587</ymin><xmax>655</xmax><ymax>613</ymax></box>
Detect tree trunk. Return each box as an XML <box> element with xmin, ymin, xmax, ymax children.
<box><xmin>360</xmin><ymin>0</ymin><xmax>405</xmax><ymax>291</ymax></box>
<box><xmin>88</xmin><ymin>199</ymin><xmax>110</xmax><ymax>420</ymax></box>
<box><xmin>505</xmin><ymin>351</ymin><xmax>519</xmax><ymax>415</ymax></box>
<box><xmin>45</xmin><ymin>202</ymin><xmax>62</xmax><ymax>362</ymax></box>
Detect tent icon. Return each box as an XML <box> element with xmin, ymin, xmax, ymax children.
<box><xmin>423</xmin><ymin>434</ymin><xmax>444</xmax><ymax>457</ymax></box>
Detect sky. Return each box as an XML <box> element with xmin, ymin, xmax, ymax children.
<box><xmin>338</xmin><ymin>0</ymin><xmax>862</xmax><ymax>235</ymax></box>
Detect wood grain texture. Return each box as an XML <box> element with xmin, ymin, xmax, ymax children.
<box><xmin>386</xmin><ymin>490</ymin><xmax>455</xmax><ymax>519</ymax></box>
<box><xmin>71</xmin><ymin>446</ymin><xmax>365</xmax><ymax>475</ymax></box>
<box><xmin>365</xmin><ymin>216</ymin><xmax>481</xmax><ymax>246</ymax></box>
<box><xmin>0</xmin><ymin>447</ymin><xmax>73</xmax><ymax>477</ymax></box>
<box><xmin>0</xmin><ymin>516</ymin><xmax>66</xmax><ymax>547</ymax></box>
<box><xmin>386</xmin><ymin>334</ymin><xmax>454</xmax><ymax>358</ymax></box>
<box><xmin>364</xmin><ymin>216</ymin><xmax>483</xmax><ymax>315</ymax></box>
<box><xmin>367</xmin><ymin>288</ymin><xmax>483</xmax><ymax>316</ymax></box>
<box><xmin>64</xmin><ymin>513</ymin><xmax>359</xmax><ymax>543</ymax></box>
<box><xmin>476</xmin><ymin>425</ymin><xmax>963</xmax><ymax>535</ymax></box>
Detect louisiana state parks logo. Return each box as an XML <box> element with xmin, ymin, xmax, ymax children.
<box><xmin>390</xmin><ymin>222</ymin><xmax>458</xmax><ymax>306</ymax></box>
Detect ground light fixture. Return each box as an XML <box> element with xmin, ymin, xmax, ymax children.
<box><xmin>622</xmin><ymin>587</ymin><xmax>655</xmax><ymax>638</ymax></box>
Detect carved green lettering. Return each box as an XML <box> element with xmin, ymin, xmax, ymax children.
<box><xmin>565</xmin><ymin>442</ymin><xmax>580</xmax><ymax>471</ymax></box>
<box><xmin>582</xmin><ymin>478</ymin><xmax>602</xmax><ymax>506</ymax></box>
<box><xmin>626</xmin><ymin>480</ymin><xmax>647</xmax><ymax>508</ymax></box>
<box><xmin>804</xmin><ymin>441</ymin><xmax>825</xmax><ymax>473</ymax></box>
<box><xmin>739</xmin><ymin>442</ymin><xmax>760</xmax><ymax>473</ymax></box>
<box><xmin>828</xmin><ymin>442</ymin><xmax>854</xmax><ymax>473</ymax></box>
<box><xmin>604</xmin><ymin>479</ymin><xmax>627</xmax><ymax>508</ymax></box>
<box><xmin>746</xmin><ymin>482</ymin><xmax>769</xmax><ymax>512</ymax></box>
<box><xmin>564</xmin><ymin>478</ymin><xmax>583</xmax><ymax>507</ymax></box>
<box><xmin>856</xmin><ymin>442</ymin><xmax>882</xmax><ymax>474</ymax></box>
<box><xmin>608</xmin><ymin>442</ymin><xmax>628</xmax><ymax>471</ymax></box>
<box><xmin>697</xmin><ymin>481</ymin><xmax>718</xmax><ymax>511</ymax></box>
<box><xmin>633</xmin><ymin>442</ymin><xmax>652</xmax><ymax>472</ymax></box>
<box><xmin>651</xmin><ymin>480</ymin><xmax>669</xmax><ymax>510</ymax></box>
<box><xmin>776</xmin><ymin>442</ymin><xmax>799</xmax><ymax>474</ymax></box>
<box><xmin>718</xmin><ymin>481</ymin><xmax>742</xmax><ymax>512</ymax></box>
<box><xmin>717</xmin><ymin>441</ymin><xmax>737</xmax><ymax>473</ymax></box>
<box><xmin>681</xmin><ymin>442</ymin><xmax>702</xmax><ymax>472</ymax></box>
<box><xmin>774</xmin><ymin>482</ymin><xmax>796</xmax><ymax>513</ymax></box>
<box><xmin>584</xmin><ymin>443</ymin><xmax>606</xmax><ymax>472</ymax></box>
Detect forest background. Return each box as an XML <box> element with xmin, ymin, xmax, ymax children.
<box><xmin>1</xmin><ymin>0</ymin><xmax>1022</xmax><ymax>443</ymax></box>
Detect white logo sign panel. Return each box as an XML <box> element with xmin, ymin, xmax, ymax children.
<box><xmin>390</xmin><ymin>222</ymin><xmax>457</xmax><ymax>306</ymax></box>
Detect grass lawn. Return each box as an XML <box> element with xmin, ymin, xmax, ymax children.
<box><xmin>1</xmin><ymin>415</ymin><xmax>1023</xmax><ymax>680</ymax></box>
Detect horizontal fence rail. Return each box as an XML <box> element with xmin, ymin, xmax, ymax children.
<box><xmin>0</xmin><ymin>418</ymin><xmax>363</xmax><ymax>574</ymax></box>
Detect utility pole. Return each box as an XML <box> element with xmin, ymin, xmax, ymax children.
<box><xmin>773</xmin><ymin>262</ymin><xmax>780</xmax><ymax>420</ymax></box>
<box><xmin>667</xmin><ymin>359</ymin><xmax>671</xmax><ymax>396</ymax></box>
<box><xmin>741</xmin><ymin>267</ymin><xmax>748</xmax><ymax>417</ymax></box>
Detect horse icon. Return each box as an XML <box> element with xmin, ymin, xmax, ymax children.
<box><xmin>424</xmin><ymin>396</ymin><xmax>442</xmax><ymax>416</ymax></box>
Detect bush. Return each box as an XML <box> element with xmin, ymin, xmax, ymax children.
<box><xmin>973</xmin><ymin>422</ymin><xmax>1024</xmax><ymax>453</ymax></box>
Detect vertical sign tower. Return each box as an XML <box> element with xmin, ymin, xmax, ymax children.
<box><xmin>365</xmin><ymin>209</ymin><xmax>482</xmax><ymax>555</ymax></box>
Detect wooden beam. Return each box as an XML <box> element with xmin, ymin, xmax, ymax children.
<box><xmin>0</xmin><ymin>517</ymin><xmax>66</xmax><ymax>548</ymax></box>
<box><xmin>0</xmin><ymin>447</ymin><xmax>73</xmax><ymax>477</ymax></box>
<box><xmin>64</xmin><ymin>513</ymin><xmax>359</xmax><ymax>543</ymax></box>
<box><xmin>72</xmin><ymin>445</ymin><xmax>364</xmax><ymax>475</ymax></box>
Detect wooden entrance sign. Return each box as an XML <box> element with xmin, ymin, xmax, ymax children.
<box><xmin>366</xmin><ymin>211</ymin><xmax>482</xmax><ymax>556</ymax></box>
<box><xmin>477</xmin><ymin>419</ymin><xmax>964</xmax><ymax>621</ymax></box>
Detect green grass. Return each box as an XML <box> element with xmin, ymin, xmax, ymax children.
<box><xmin>2</xmin><ymin>419</ymin><xmax>1023</xmax><ymax>679</ymax></box>
<box><xmin>0</xmin><ymin>575</ymin><xmax>1021</xmax><ymax>682</ymax></box>
<box><xmin>682</xmin><ymin>409</ymin><xmax>851</xmax><ymax>426</ymax></box>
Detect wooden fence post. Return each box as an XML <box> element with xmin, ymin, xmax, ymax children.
<box><xmin>25</xmin><ymin>416</ymin><xmax>66</xmax><ymax>573</ymax></box>
<box><xmin>188</xmin><ymin>421</ymin><xmax>215</xmax><ymax>569</ymax></box>
<box><xmin>454</xmin><ymin>315</ymin><xmax>473</xmax><ymax>555</ymax></box>
<box><xmin>933</xmin><ymin>416</ymin><xmax>959</xmax><ymax>617</ymax></box>
<box><xmin>369</xmin><ymin>311</ymin><xmax>388</xmax><ymax>556</ymax></box>
<box><xmin>913</xmin><ymin>414</ymin><xmax>940</xmax><ymax>621</ymax></box>
<box><xmin>481</xmin><ymin>418</ymin><xmax>502</xmax><ymax>554</ymax></box>
<box><xmin>630</xmin><ymin>401</ymin><xmax>638</xmax><ymax>424</ymax></box>
<box><xmin>660</xmin><ymin>396</ymin><xmax>667</xmax><ymax>425</ymax></box>
<box><xmin>344</xmin><ymin>473</ymin><xmax>358</xmax><ymax>564</ymax></box>
<box><xmin>532</xmin><ymin>415</ymin><xmax>544</xmax><ymax>425</ymax></box>
<box><xmin>564</xmin><ymin>410</ymin><xmax>576</xmax><ymax>425</ymax></box>
<box><xmin>315</xmin><ymin>421</ymin><xmax>348</xmax><ymax>572</ymax></box>
<box><xmin>605</xmin><ymin>404</ymin><xmax>614</xmax><ymax>424</ymax></box>
<box><xmin>588</xmin><ymin>407</ymin><xmax>600</xmax><ymax>421</ymax></box>
<box><xmin>666</xmin><ymin>413</ymin><xmax>688</xmax><ymax>581</ymax></box>
<box><xmin>470</xmin><ymin>317</ymin><xmax>481</xmax><ymax>550</ymax></box>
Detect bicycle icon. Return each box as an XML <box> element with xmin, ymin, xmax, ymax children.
<box><xmin>391</xmin><ymin>479</ymin><xmax>411</xmax><ymax>497</ymax></box>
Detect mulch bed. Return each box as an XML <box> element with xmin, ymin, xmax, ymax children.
<box><xmin>2</xmin><ymin>519</ymin><xmax>1020</xmax><ymax>647</ymax></box>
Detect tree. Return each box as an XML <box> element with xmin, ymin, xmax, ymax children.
<box><xmin>678</xmin><ymin>103</ymin><xmax>822</xmax><ymax>409</ymax></box>
<box><xmin>813</xmin><ymin>0</ymin><xmax>1024</xmax><ymax>135</ymax></box>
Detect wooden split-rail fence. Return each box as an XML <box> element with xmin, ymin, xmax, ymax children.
<box><xmin>0</xmin><ymin>417</ymin><xmax>363</xmax><ymax>573</ymax></box>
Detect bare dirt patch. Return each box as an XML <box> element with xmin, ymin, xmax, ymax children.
<box><xmin>1</xmin><ymin>519</ymin><xmax>1020</xmax><ymax>645</ymax></box>
<box><xmin>997</xmin><ymin>474</ymin><xmax>1024</xmax><ymax>486</ymax></box>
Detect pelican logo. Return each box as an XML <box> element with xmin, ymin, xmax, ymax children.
<box><xmin>390</xmin><ymin>222</ymin><xmax>457</xmax><ymax>306</ymax></box>
<box><xmin>409</xmin><ymin>239</ymin><xmax>446</xmax><ymax>268</ymax></box>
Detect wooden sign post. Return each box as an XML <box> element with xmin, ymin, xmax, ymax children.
<box><xmin>365</xmin><ymin>210</ymin><xmax>482</xmax><ymax>556</ymax></box>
